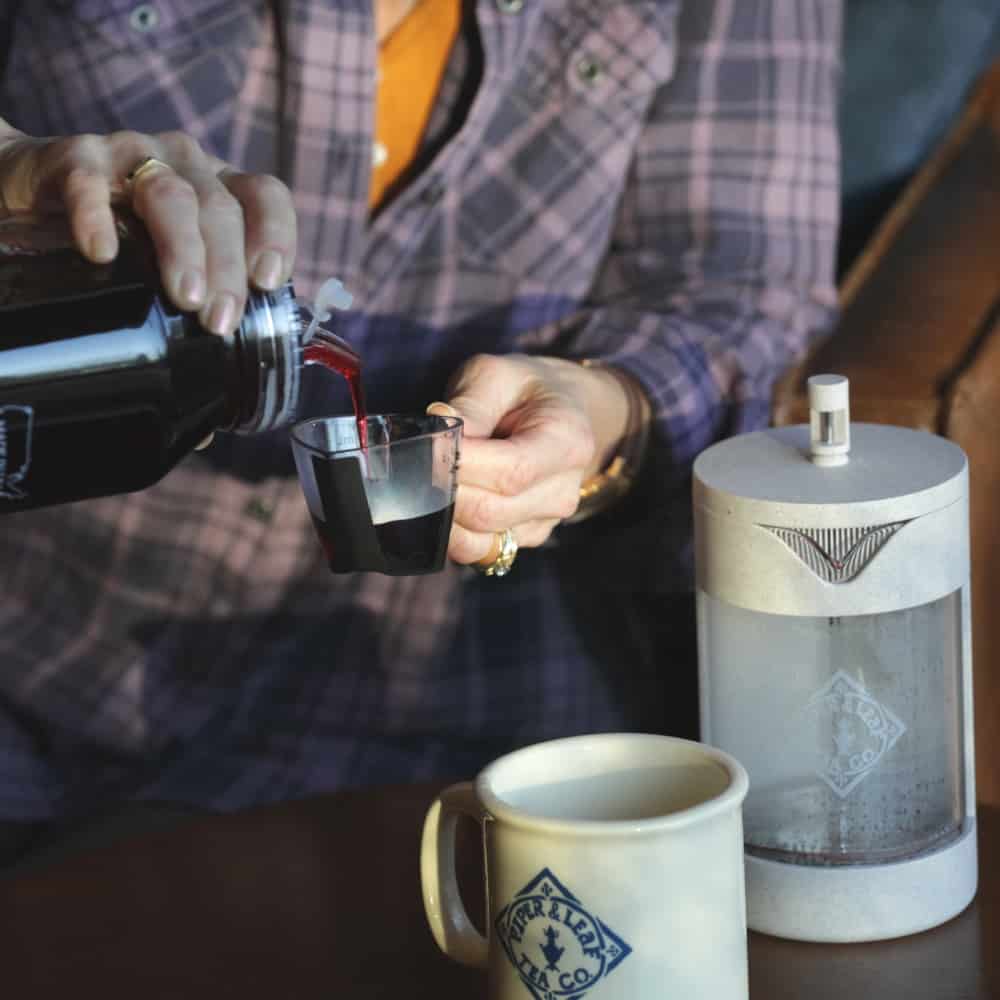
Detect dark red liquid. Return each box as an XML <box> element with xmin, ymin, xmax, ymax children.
<box><xmin>303</xmin><ymin>331</ymin><xmax>368</xmax><ymax>449</ymax></box>
<box><xmin>311</xmin><ymin>502</ymin><xmax>454</xmax><ymax>575</ymax></box>
<box><xmin>302</xmin><ymin>331</ymin><xmax>456</xmax><ymax>576</ymax></box>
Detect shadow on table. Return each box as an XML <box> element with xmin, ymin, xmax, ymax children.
<box><xmin>0</xmin><ymin>784</ymin><xmax>480</xmax><ymax>999</ymax></box>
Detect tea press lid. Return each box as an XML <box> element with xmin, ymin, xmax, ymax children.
<box><xmin>694</xmin><ymin>375</ymin><xmax>967</xmax><ymax>528</ymax></box>
<box><xmin>693</xmin><ymin>376</ymin><xmax>969</xmax><ymax>616</ymax></box>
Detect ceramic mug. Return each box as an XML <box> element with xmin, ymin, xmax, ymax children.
<box><xmin>420</xmin><ymin>732</ymin><xmax>750</xmax><ymax>999</ymax></box>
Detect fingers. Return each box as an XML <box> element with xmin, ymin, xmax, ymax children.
<box><xmin>447</xmin><ymin>470</ymin><xmax>579</xmax><ymax>567</ymax></box>
<box><xmin>220</xmin><ymin>169</ymin><xmax>297</xmax><ymax>292</ymax></box>
<box><xmin>447</xmin><ymin>520</ymin><xmax>561</xmax><ymax>567</ymax></box>
<box><xmin>133</xmin><ymin>133</ymin><xmax>248</xmax><ymax>332</ymax></box>
<box><xmin>126</xmin><ymin>157</ymin><xmax>208</xmax><ymax>311</ymax></box>
<box><xmin>440</xmin><ymin>355</ymin><xmax>595</xmax><ymax>491</ymax></box>
<box><xmin>453</xmin><ymin>471</ymin><xmax>581</xmax><ymax>536</ymax></box>
<box><xmin>2</xmin><ymin>135</ymin><xmax>121</xmax><ymax>264</ymax></box>
<box><xmin>0</xmin><ymin>129</ymin><xmax>299</xmax><ymax>335</ymax></box>
<box><xmin>448</xmin><ymin>521</ymin><xmax>495</xmax><ymax>565</ymax></box>
<box><xmin>433</xmin><ymin>354</ymin><xmax>598</xmax><ymax>565</ymax></box>
<box><xmin>442</xmin><ymin>354</ymin><xmax>525</xmax><ymax>439</ymax></box>
<box><xmin>455</xmin><ymin>424</ymin><xmax>592</xmax><ymax>495</ymax></box>
<box><xmin>60</xmin><ymin>150</ymin><xmax>118</xmax><ymax>264</ymax></box>
<box><xmin>192</xmin><ymin>167</ymin><xmax>247</xmax><ymax>335</ymax></box>
<box><xmin>129</xmin><ymin>157</ymin><xmax>245</xmax><ymax>330</ymax></box>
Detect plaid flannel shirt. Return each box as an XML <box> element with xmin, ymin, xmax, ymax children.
<box><xmin>0</xmin><ymin>0</ymin><xmax>840</xmax><ymax>819</ymax></box>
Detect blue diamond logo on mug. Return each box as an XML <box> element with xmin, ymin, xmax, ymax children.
<box><xmin>495</xmin><ymin>868</ymin><xmax>632</xmax><ymax>999</ymax></box>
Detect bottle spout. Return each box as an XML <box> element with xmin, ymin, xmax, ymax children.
<box><xmin>301</xmin><ymin>277</ymin><xmax>354</xmax><ymax>345</ymax></box>
<box><xmin>808</xmin><ymin>374</ymin><xmax>850</xmax><ymax>467</ymax></box>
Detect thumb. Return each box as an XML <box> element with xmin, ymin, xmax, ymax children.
<box><xmin>426</xmin><ymin>393</ymin><xmax>500</xmax><ymax>441</ymax></box>
<box><xmin>429</xmin><ymin>356</ymin><xmax>531</xmax><ymax>439</ymax></box>
<box><xmin>0</xmin><ymin>134</ymin><xmax>119</xmax><ymax>264</ymax></box>
<box><xmin>427</xmin><ymin>398</ymin><xmax>496</xmax><ymax>440</ymax></box>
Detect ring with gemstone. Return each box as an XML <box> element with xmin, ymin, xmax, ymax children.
<box><xmin>476</xmin><ymin>528</ymin><xmax>518</xmax><ymax>577</ymax></box>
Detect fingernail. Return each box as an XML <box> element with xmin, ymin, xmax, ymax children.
<box><xmin>252</xmin><ymin>250</ymin><xmax>283</xmax><ymax>290</ymax></box>
<box><xmin>88</xmin><ymin>232</ymin><xmax>117</xmax><ymax>264</ymax></box>
<box><xmin>427</xmin><ymin>401</ymin><xmax>459</xmax><ymax>418</ymax></box>
<box><xmin>178</xmin><ymin>270</ymin><xmax>206</xmax><ymax>309</ymax></box>
<box><xmin>203</xmin><ymin>293</ymin><xmax>238</xmax><ymax>335</ymax></box>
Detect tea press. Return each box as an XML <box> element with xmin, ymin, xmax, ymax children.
<box><xmin>694</xmin><ymin>375</ymin><xmax>977</xmax><ymax>942</ymax></box>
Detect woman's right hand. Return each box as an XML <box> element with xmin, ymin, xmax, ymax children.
<box><xmin>0</xmin><ymin>124</ymin><xmax>297</xmax><ymax>335</ymax></box>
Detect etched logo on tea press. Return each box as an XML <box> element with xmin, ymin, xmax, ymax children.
<box><xmin>806</xmin><ymin>670</ymin><xmax>906</xmax><ymax>798</ymax></box>
<box><xmin>0</xmin><ymin>405</ymin><xmax>33</xmax><ymax>500</ymax></box>
<box><xmin>495</xmin><ymin>868</ymin><xmax>631</xmax><ymax>1000</ymax></box>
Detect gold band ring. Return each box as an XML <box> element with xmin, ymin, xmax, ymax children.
<box><xmin>475</xmin><ymin>528</ymin><xmax>519</xmax><ymax>577</ymax></box>
<box><xmin>124</xmin><ymin>155</ymin><xmax>171</xmax><ymax>191</ymax></box>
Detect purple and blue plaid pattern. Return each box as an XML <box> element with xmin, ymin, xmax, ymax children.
<box><xmin>0</xmin><ymin>0</ymin><xmax>840</xmax><ymax>819</ymax></box>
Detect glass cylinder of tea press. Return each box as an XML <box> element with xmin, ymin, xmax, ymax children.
<box><xmin>693</xmin><ymin>376</ymin><xmax>977</xmax><ymax>943</ymax></box>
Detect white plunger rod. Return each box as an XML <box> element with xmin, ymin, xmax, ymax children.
<box><xmin>808</xmin><ymin>374</ymin><xmax>850</xmax><ymax>466</ymax></box>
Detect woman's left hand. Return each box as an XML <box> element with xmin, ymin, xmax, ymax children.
<box><xmin>429</xmin><ymin>354</ymin><xmax>634</xmax><ymax>566</ymax></box>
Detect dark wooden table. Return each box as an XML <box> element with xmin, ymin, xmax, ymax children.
<box><xmin>0</xmin><ymin>785</ymin><xmax>994</xmax><ymax>998</ymax></box>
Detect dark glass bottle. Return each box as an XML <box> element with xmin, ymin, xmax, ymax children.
<box><xmin>0</xmin><ymin>215</ymin><xmax>304</xmax><ymax>512</ymax></box>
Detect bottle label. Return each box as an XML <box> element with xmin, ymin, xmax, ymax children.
<box><xmin>0</xmin><ymin>404</ymin><xmax>33</xmax><ymax>500</ymax></box>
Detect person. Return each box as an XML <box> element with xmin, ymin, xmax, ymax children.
<box><xmin>0</xmin><ymin>0</ymin><xmax>840</xmax><ymax>859</ymax></box>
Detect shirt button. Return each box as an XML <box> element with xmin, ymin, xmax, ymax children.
<box><xmin>129</xmin><ymin>3</ymin><xmax>160</xmax><ymax>32</ymax></box>
<box><xmin>495</xmin><ymin>0</ymin><xmax>524</xmax><ymax>13</ymax></box>
<box><xmin>575</xmin><ymin>54</ymin><xmax>605</xmax><ymax>87</ymax></box>
<box><xmin>372</xmin><ymin>141</ymin><xmax>389</xmax><ymax>169</ymax></box>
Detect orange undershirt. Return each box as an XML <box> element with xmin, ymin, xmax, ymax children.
<box><xmin>369</xmin><ymin>0</ymin><xmax>463</xmax><ymax>212</ymax></box>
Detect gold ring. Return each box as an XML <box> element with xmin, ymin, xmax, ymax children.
<box><xmin>476</xmin><ymin>528</ymin><xmax>518</xmax><ymax>577</ymax></box>
<box><xmin>124</xmin><ymin>155</ymin><xmax>171</xmax><ymax>191</ymax></box>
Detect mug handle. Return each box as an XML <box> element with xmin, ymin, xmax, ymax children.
<box><xmin>420</xmin><ymin>781</ymin><xmax>489</xmax><ymax>968</ymax></box>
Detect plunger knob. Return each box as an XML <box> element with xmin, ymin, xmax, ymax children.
<box><xmin>808</xmin><ymin>374</ymin><xmax>850</xmax><ymax>467</ymax></box>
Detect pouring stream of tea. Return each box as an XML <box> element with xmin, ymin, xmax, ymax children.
<box><xmin>303</xmin><ymin>330</ymin><xmax>368</xmax><ymax>450</ymax></box>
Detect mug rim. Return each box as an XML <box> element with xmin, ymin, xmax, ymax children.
<box><xmin>475</xmin><ymin>732</ymin><xmax>749</xmax><ymax>836</ymax></box>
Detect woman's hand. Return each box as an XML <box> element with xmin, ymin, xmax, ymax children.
<box><xmin>0</xmin><ymin>124</ymin><xmax>297</xmax><ymax>335</ymax></box>
<box><xmin>430</xmin><ymin>354</ymin><xmax>641</xmax><ymax>567</ymax></box>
